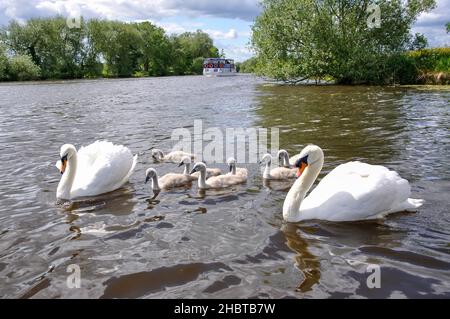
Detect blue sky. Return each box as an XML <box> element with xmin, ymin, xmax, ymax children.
<box><xmin>0</xmin><ymin>0</ymin><xmax>448</xmax><ymax>62</ymax></box>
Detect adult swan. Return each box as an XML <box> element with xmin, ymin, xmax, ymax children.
<box><xmin>283</xmin><ymin>145</ymin><xmax>424</xmax><ymax>222</ymax></box>
<box><xmin>56</xmin><ymin>141</ymin><xmax>138</xmax><ymax>200</ymax></box>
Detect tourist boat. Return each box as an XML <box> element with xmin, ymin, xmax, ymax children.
<box><xmin>203</xmin><ymin>58</ymin><xmax>237</xmax><ymax>77</ymax></box>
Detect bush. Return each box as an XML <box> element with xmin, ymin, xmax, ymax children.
<box><xmin>0</xmin><ymin>46</ymin><xmax>8</xmax><ymax>80</ymax></box>
<box><xmin>406</xmin><ymin>48</ymin><xmax>450</xmax><ymax>72</ymax></box>
<box><xmin>8</xmin><ymin>55</ymin><xmax>41</xmax><ymax>81</ymax></box>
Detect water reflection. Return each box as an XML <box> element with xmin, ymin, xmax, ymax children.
<box><xmin>281</xmin><ymin>223</ymin><xmax>321</xmax><ymax>292</ymax></box>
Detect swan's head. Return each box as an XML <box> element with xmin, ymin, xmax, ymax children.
<box><xmin>227</xmin><ymin>157</ymin><xmax>236</xmax><ymax>172</ymax></box>
<box><xmin>277</xmin><ymin>149</ymin><xmax>288</xmax><ymax>163</ymax></box>
<box><xmin>151</xmin><ymin>149</ymin><xmax>164</xmax><ymax>161</ymax></box>
<box><xmin>178</xmin><ymin>156</ymin><xmax>192</xmax><ymax>167</ymax></box>
<box><xmin>294</xmin><ymin>144</ymin><xmax>323</xmax><ymax>177</ymax></box>
<box><xmin>59</xmin><ymin>144</ymin><xmax>76</xmax><ymax>175</ymax></box>
<box><xmin>145</xmin><ymin>168</ymin><xmax>157</xmax><ymax>184</ymax></box>
<box><xmin>259</xmin><ymin>153</ymin><xmax>272</xmax><ymax>165</ymax></box>
<box><xmin>190</xmin><ymin>162</ymin><xmax>206</xmax><ymax>174</ymax></box>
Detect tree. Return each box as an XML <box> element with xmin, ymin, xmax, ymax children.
<box><xmin>446</xmin><ymin>22</ymin><xmax>450</xmax><ymax>33</ymax></box>
<box><xmin>0</xmin><ymin>44</ymin><xmax>8</xmax><ymax>80</ymax></box>
<box><xmin>173</xmin><ymin>30</ymin><xmax>220</xmax><ymax>74</ymax></box>
<box><xmin>410</xmin><ymin>33</ymin><xmax>428</xmax><ymax>50</ymax></box>
<box><xmin>137</xmin><ymin>22</ymin><xmax>171</xmax><ymax>76</ymax></box>
<box><xmin>238</xmin><ymin>57</ymin><xmax>258</xmax><ymax>73</ymax></box>
<box><xmin>252</xmin><ymin>0</ymin><xmax>437</xmax><ymax>84</ymax></box>
<box><xmin>8</xmin><ymin>54</ymin><xmax>40</xmax><ymax>80</ymax></box>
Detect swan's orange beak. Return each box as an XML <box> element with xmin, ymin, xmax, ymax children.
<box><xmin>296</xmin><ymin>162</ymin><xmax>307</xmax><ymax>177</ymax></box>
<box><xmin>60</xmin><ymin>159</ymin><xmax>67</xmax><ymax>175</ymax></box>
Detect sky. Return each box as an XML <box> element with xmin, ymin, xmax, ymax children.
<box><xmin>0</xmin><ymin>0</ymin><xmax>448</xmax><ymax>62</ymax></box>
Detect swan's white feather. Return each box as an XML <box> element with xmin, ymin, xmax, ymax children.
<box><xmin>69</xmin><ymin>141</ymin><xmax>137</xmax><ymax>198</ymax></box>
<box><xmin>299</xmin><ymin>161</ymin><xmax>422</xmax><ymax>221</ymax></box>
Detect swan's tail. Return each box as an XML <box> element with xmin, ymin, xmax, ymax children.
<box><xmin>118</xmin><ymin>154</ymin><xmax>138</xmax><ymax>188</ymax></box>
<box><xmin>405</xmin><ymin>198</ymin><xmax>425</xmax><ymax>211</ymax></box>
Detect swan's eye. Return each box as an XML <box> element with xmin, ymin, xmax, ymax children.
<box><xmin>295</xmin><ymin>155</ymin><xmax>308</xmax><ymax>168</ymax></box>
<box><xmin>60</xmin><ymin>154</ymin><xmax>68</xmax><ymax>174</ymax></box>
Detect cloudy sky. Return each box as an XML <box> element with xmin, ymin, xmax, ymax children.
<box><xmin>0</xmin><ymin>0</ymin><xmax>448</xmax><ymax>62</ymax></box>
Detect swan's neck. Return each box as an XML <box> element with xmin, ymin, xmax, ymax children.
<box><xmin>197</xmin><ymin>169</ymin><xmax>207</xmax><ymax>189</ymax></box>
<box><xmin>56</xmin><ymin>153</ymin><xmax>77</xmax><ymax>200</ymax></box>
<box><xmin>152</xmin><ymin>175</ymin><xmax>161</xmax><ymax>191</ymax></box>
<box><xmin>263</xmin><ymin>160</ymin><xmax>271</xmax><ymax>179</ymax></box>
<box><xmin>283</xmin><ymin>159</ymin><xmax>323</xmax><ymax>222</ymax></box>
<box><xmin>283</xmin><ymin>153</ymin><xmax>290</xmax><ymax>168</ymax></box>
<box><xmin>183</xmin><ymin>163</ymin><xmax>190</xmax><ymax>175</ymax></box>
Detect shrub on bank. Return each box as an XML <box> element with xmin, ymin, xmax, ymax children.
<box><xmin>406</xmin><ymin>48</ymin><xmax>450</xmax><ymax>84</ymax></box>
<box><xmin>8</xmin><ymin>55</ymin><xmax>41</xmax><ymax>81</ymax></box>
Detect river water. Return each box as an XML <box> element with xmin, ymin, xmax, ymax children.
<box><xmin>0</xmin><ymin>75</ymin><xmax>449</xmax><ymax>298</ymax></box>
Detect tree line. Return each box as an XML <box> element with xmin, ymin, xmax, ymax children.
<box><xmin>0</xmin><ymin>17</ymin><xmax>220</xmax><ymax>81</ymax></box>
<box><xmin>250</xmin><ymin>0</ymin><xmax>449</xmax><ymax>85</ymax></box>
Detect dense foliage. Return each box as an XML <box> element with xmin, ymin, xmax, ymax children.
<box><xmin>0</xmin><ymin>17</ymin><xmax>220</xmax><ymax>81</ymax></box>
<box><xmin>251</xmin><ymin>0</ymin><xmax>438</xmax><ymax>84</ymax></box>
<box><xmin>237</xmin><ymin>57</ymin><xmax>258</xmax><ymax>73</ymax></box>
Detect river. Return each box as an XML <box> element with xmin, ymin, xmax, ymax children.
<box><xmin>0</xmin><ymin>75</ymin><xmax>449</xmax><ymax>298</ymax></box>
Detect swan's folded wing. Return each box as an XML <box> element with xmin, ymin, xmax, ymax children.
<box><xmin>72</xmin><ymin>141</ymin><xmax>135</xmax><ymax>195</ymax></box>
<box><xmin>302</xmin><ymin>162</ymin><xmax>411</xmax><ymax>221</ymax></box>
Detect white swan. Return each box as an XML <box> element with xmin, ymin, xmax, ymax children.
<box><xmin>283</xmin><ymin>145</ymin><xmax>424</xmax><ymax>222</ymax></box>
<box><xmin>151</xmin><ymin>149</ymin><xmax>196</xmax><ymax>163</ymax></box>
<box><xmin>178</xmin><ymin>156</ymin><xmax>221</xmax><ymax>180</ymax></box>
<box><xmin>56</xmin><ymin>141</ymin><xmax>137</xmax><ymax>200</ymax></box>
<box><xmin>278</xmin><ymin>149</ymin><xmax>301</xmax><ymax>168</ymax></box>
<box><xmin>260</xmin><ymin>154</ymin><xmax>296</xmax><ymax>180</ymax></box>
<box><xmin>190</xmin><ymin>162</ymin><xmax>247</xmax><ymax>189</ymax></box>
<box><xmin>145</xmin><ymin>168</ymin><xmax>192</xmax><ymax>191</ymax></box>
<box><xmin>227</xmin><ymin>157</ymin><xmax>248</xmax><ymax>178</ymax></box>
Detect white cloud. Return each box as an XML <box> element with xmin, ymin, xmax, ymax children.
<box><xmin>0</xmin><ymin>0</ymin><xmax>261</xmax><ymax>24</ymax></box>
<box><xmin>205</xmin><ymin>28</ymin><xmax>238</xmax><ymax>40</ymax></box>
<box><xmin>412</xmin><ymin>0</ymin><xmax>450</xmax><ymax>47</ymax></box>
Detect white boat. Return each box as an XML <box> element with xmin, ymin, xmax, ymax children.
<box><xmin>203</xmin><ymin>58</ymin><xmax>237</xmax><ymax>77</ymax></box>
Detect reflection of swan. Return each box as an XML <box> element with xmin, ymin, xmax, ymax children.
<box><xmin>281</xmin><ymin>223</ymin><xmax>320</xmax><ymax>293</ymax></box>
<box><xmin>278</xmin><ymin>149</ymin><xmax>300</xmax><ymax>168</ymax></box>
<box><xmin>145</xmin><ymin>168</ymin><xmax>192</xmax><ymax>191</ymax></box>
<box><xmin>178</xmin><ymin>156</ymin><xmax>221</xmax><ymax>180</ymax></box>
<box><xmin>283</xmin><ymin>145</ymin><xmax>424</xmax><ymax>222</ymax></box>
<box><xmin>56</xmin><ymin>141</ymin><xmax>137</xmax><ymax>200</ymax></box>
<box><xmin>227</xmin><ymin>157</ymin><xmax>248</xmax><ymax>177</ymax></box>
<box><xmin>190</xmin><ymin>162</ymin><xmax>247</xmax><ymax>189</ymax></box>
<box><xmin>260</xmin><ymin>154</ymin><xmax>296</xmax><ymax>180</ymax></box>
<box><xmin>151</xmin><ymin>149</ymin><xmax>195</xmax><ymax>163</ymax></box>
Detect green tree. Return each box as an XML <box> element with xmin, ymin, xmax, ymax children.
<box><xmin>8</xmin><ymin>54</ymin><xmax>41</xmax><ymax>80</ymax></box>
<box><xmin>0</xmin><ymin>44</ymin><xmax>8</xmax><ymax>80</ymax></box>
<box><xmin>410</xmin><ymin>33</ymin><xmax>428</xmax><ymax>50</ymax></box>
<box><xmin>446</xmin><ymin>22</ymin><xmax>450</xmax><ymax>33</ymax></box>
<box><xmin>173</xmin><ymin>30</ymin><xmax>220</xmax><ymax>74</ymax></box>
<box><xmin>4</xmin><ymin>17</ymin><xmax>87</xmax><ymax>79</ymax></box>
<box><xmin>137</xmin><ymin>22</ymin><xmax>171</xmax><ymax>76</ymax></box>
<box><xmin>252</xmin><ymin>0</ymin><xmax>436</xmax><ymax>84</ymax></box>
<box><xmin>238</xmin><ymin>57</ymin><xmax>258</xmax><ymax>73</ymax></box>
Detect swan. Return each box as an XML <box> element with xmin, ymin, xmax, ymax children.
<box><xmin>278</xmin><ymin>149</ymin><xmax>301</xmax><ymax>168</ymax></box>
<box><xmin>178</xmin><ymin>156</ymin><xmax>221</xmax><ymax>180</ymax></box>
<box><xmin>56</xmin><ymin>141</ymin><xmax>138</xmax><ymax>200</ymax></box>
<box><xmin>145</xmin><ymin>167</ymin><xmax>192</xmax><ymax>191</ymax></box>
<box><xmin>260</xmin><ymin>154</ymin><xmax>296</xmax><ymax>180</ymax></box>
<box><xmin>283</xmin><ymin>145</ymin><xmax>424</xmax><ymax>222</ymax></box>
<box><xmin>190</xmin><ymin>162</ymin><xmax>247</xmax><ymax>189</ymax></box>
<box><xmin>151</xmin><ymin>149</ymin><xmax>196</xmax><ymax>163</ymax></box>
<box><xmin>226</xmin><ymin>157</ymin><xmax>248</xmax><ymax>178</ymax></box>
